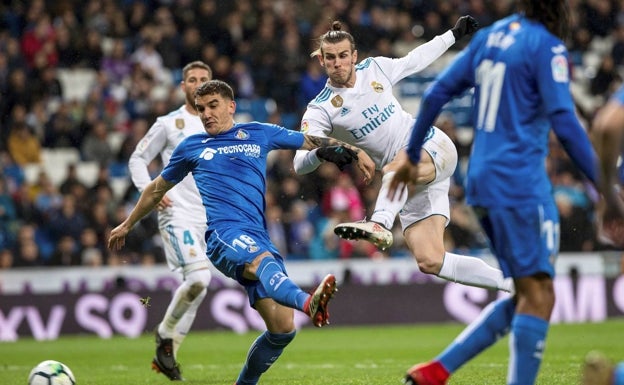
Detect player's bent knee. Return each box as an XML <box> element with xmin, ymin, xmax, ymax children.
<box><xmin>185</xmin><ymin>268</ymin><xmax>212</xmax><ymax>297</ymax></box>
<box><xmin>415</xmin><ymin>255</ymin><xmax>442</xmax><ymax>275</ymax></box>
<box><xmin>267</xmin><ymin>330</ymin><xmax>297</xmax><ymax>347</ymax></box>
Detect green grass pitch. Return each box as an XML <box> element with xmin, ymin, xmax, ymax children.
<box><xmin>2</xmin><ymin>320</ymin><xmax>623</xmax><ymax>384</ymax></box>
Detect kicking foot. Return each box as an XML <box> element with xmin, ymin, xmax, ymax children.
<box><xmin>304</xmin><ymin>274</ymin><xmax>338</xmax><ymax>327</ymax></box>
<box><xmin>334</xmin><ymin>220</ymin><xmax>393</xmax><ymax>250</ymax></box>
<box><xmin>152</xmin><ymin>330</ymin><xmax>184</xmax><ymax>381</ymax></box>
<box><xmin>404</xmin><ymin>361</ymin><xmax>449</xmax><ymax>385</ymax></box>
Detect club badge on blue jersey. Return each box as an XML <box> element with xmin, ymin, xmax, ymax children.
<box><xmin>235</xmin><ymin>129</ymin><xmax>250</xmax><ymax>140</ymax></box>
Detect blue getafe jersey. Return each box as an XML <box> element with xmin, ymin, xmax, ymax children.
<box><xmin>423</xmin><ymin>14</ymin><xmax>576</xmax><ymax>207</ymax></box>
<box><xmin>161</xmin><ymin>122</ymin><xmax>304</xmax><ymax>232</ymax></box>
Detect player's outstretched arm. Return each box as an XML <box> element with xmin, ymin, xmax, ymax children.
<box><xmin>301</xmin><ymin>134</ymin><xmax>375</xmax><ymax>183</ymax></box>
<box><xmin>108</xmin><ymin>175</ymin><xmax>176</xmax><ymax>250</ymax></box>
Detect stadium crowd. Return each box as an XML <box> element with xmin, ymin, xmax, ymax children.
<box><xmin>0</xmin><ymin>0</ymin><xmax>622</xmax><ymax>269</ymax></box>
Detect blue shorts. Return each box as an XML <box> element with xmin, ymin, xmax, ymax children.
<box><xmin>206</xmin><ymin>227</ymin><xmax>286</xmax><ymax>307</ymax></box>
<box><xmin>475</xmin><ymin>202</ymin><xmax>559</xmax><ymax>279</ymax></box>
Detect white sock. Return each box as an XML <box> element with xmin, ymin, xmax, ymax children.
<box><xmin>173</xmin><ymin>287</ymin><xmax>207</xmax><ymax>356</ymax></box>
<box><xmin>370</xmin><ymin>171</ymin><xmax>408</xmax><ymax>229</ymax></box>
<box><xmin>158</xmin><ymin>281</ymin><xmax>194</xmax><ymax>339</ymax></box>
<box><xmin>438</xmin><ymin>251</ymin><xmax>514</xmax><ymax>292</ymax></box>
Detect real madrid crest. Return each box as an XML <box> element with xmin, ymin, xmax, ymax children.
<box><xmin>371</xmin><ymin>81</ymin><xmax>384</xmax><ymax>93</ymax></box>
<box><xmin>331</xmin><ymin>95</ymin><xmax>343</xmax><ymax>108</ymax></box>
<box><xmin>175</xmin><ymin>119</ymin><xmax>185</xmax><ymax>129</ymax></box>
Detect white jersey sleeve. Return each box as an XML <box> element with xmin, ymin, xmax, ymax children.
<box><xmin>375</xmin><ymin>30</ymin><xmax>455</xmax><ymax>84</ymax></box>
<box><xmin>292</xmin><ymin>110</ymin><xmax>332</xmax><ymax>175</ymax></box>
<box><xmin>128</xmin><ymin>119</ymin><xmax>168</xmax><ymax>192</ymax></box>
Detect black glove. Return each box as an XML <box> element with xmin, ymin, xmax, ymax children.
<box><xmin>451</xmin><ymin>15</ymin><xmax>479</xmax><ymax>40</ymax></box>
<box><xmin>316</xmin><ymin>146</ymin><xmax>358</xmax><ymax>171</ymax></box>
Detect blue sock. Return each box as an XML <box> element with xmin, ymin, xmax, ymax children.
<box><xmin>236</xmin><ymin>330</ymin><xmax>297</xmax><ymax>385</ymax></box>
<box><xmin>508</xmin><ymin>314</ymin><xmax>549</xmax><ymax>385</ymax></box>
<box><xmin>257</xmin><ymin>257</ymin><xmax>309</xmax><ymax>310</ymax></box>
<box><xmin>614</xmin><ymin>362</ymin><xmax>624</xmax><ymax>385</ymax></box>
<box><xmin>438</xmin><ymin>297</ymin><xmax>515</xmax><ymax>373</ymax></box>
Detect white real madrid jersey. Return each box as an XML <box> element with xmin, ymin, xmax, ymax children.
<box><xmin>297</xmin><ymin>31</ymin><xmax>455</xmax><ymax>171</ymax></box>
<box><xmin>128</xmin><ymin>105</ymin><xmax>206</xmax><ymax>227</ymax></box>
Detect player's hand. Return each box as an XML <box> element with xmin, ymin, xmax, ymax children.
<box><xmin>387</xmin><ymin>150</ymin><xmax>418</xmax><ymax>201</ymax></box>
<box><xmin>108</xmin><ymin>223</ymin><xmax>130</xmax><ymax>251</ymax></box>
<box><xmin>451</xmin><ymin>15</ymin><xmax>479</xmax><ymax>40</ymax></box>
<box><xmin>317</xmin><ymin>145</ymin><xmax>358</xmax><ymax>171</ymax></box>
<box><xmin>156</xmin><ymin>195</ymin><xmax>173</xmax><ymax>211</ymax></box>
<box><xmin>354</xmin><ymin>149</ymin><xmax>375</xmax><ymax>185</ymax></box>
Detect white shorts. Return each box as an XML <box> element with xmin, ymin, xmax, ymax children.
<box><xmin>398</xmin><ymin>126</ymin><xmax>458</xmax><ymax>231</ymax></box>
<box><xmin>160</xmin><ymin>222</ymin><xmax>210</xmax><ymax>275</ymax></box>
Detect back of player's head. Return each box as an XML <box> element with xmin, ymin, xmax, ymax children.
<box><xmin>182</xmin><ymin>61</ymin><xmax>212</xmax><ymax>81</ymax></box>
<box><xmin>310</xmin><ymin>21</ymin><xmax>356</xmax><ymax>58</ymax></box>
<box><xmin>195</xmin><ymin>79</ymin><xmax>234</xmax><ymax>101</ymax></box>
<box><xmin>519</xmin><ymin>0</ymin><xmax>569</xmax><ymax>39</ymax></box>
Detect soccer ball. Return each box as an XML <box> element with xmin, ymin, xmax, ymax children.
<box><xmin>28</xmin><ymin>360</ymin><xmax>76</xmax><ymax>385</ymax></box>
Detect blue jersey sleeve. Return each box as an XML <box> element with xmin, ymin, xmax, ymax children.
<box><xmin>160</xmin><ymin>138</ymin><xmax>195</xmax><ymax>184</ymax></box>
<box><xmin>532</xmin><ymin>36</ymin><xmax>599</xmax><ymax>185</ymax></box>
<box><xmin>264</xmin><ymin>123</ymin><xmax>305</xmax><ymax>150</ymax></box>
<box><xmin>407</xmin><ymin>37</ymin><xmax>478</xmax><ymax>163</ymax></box>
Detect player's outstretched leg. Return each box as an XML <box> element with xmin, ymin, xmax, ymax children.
<box><xmin>304</xmin><ymin>274</ymin><xmax>338</xmax><ymax>327</ymax></box>
<box><xmin>334</xmin><ymin>220</ymin><xmax>393</xmax><ymax>250</ymax></box>
<box><xmin>152</xmin><ymin>330</ymin><xmax>184</xmax><ymax>381</ymax></box>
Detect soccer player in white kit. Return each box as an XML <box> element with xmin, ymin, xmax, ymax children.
<box><xmin>294</xmin><ymin>18</ymin><xmax>513</xmax><ymax>293</ymax></box>
<box><xmin>128</xmin><ymin>61</ymin><xmax>212</xmax><ymax>380</ymax></box>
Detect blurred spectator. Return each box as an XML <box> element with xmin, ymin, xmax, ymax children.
<box><xmin>178</xmin><ymin>26</ymin><xmax>203</xmax><ymax>68</ymax></box>
<box><xmin>78</xmin><ymin>227</ymin><xmax>105</xmax><ymax>265</ymax></box>
<box><xmin>81</xmin><ymin>121</ymin><xmax>114</xmax><ymax>165</ymax></box>
<box><xmin>33</xmin><ymin>174</ymin><xmax>62</xmax><ymax>220</ymax></box>
<box><xmin>12</xmin><ymin>223</ymin><xmax>48</xmax><ymax>266</ymax></box>
<box><xmin>7</xmin><ymin>105</ymin><xmax>42</xmax><ymax>165</ymax></box>
<box><xmin>286</xmin><ymin>199</ymin><xmax>315</xmax><ymax>259</ymax></box>
<box><xmin>43</xmin><ymin>102</ymin><xmax>80</xmax><ymax>148</ymax></box>
<box><xmin>25</xmin><ymin>100</ymin><xmax>50</xmax><ymax>141</ymax></box>
<box><xmin>13</xmin><ymin>239</ymin><xmax>42</xmax><ymax>267</ymax></box>
<box><xmin>590</xmin><ymin>55</ymin><xmax>620</xmax><ymax>96</ymax></box>
<box><xmin>116</xmin><ymin>117</ymin><xmax>148</xmax><ymax>165</ymax></box>
<box><xmin>321</xmin><ymin>172</ymin><xmax>365</xmax><ymax>222</ymax></box>
<box><xmin>130</xmin><ymin>32</ymin><xmax>167</xmax><ymax>83</ymax></box>
<box><xmin>48</xmin><ymin>235</ymin><xmax>80</xmax><ymax>266</ymax></box>
<box><xmin>47</xmin><ymin>193</ymin><xmax>88</xmax><ymax>243</ymax></box>
<box><xmin>58</xmin><ymin>164</ymin><xmax>86</xmax><ymax>195</ymax></box>
<box><xmin>81</xmin><ymin>29</ymin><xmax>104</xmax><ymax>69</ymax></box>
<box><xmin>0</xmin><ymin>175</ymin><xmax>17</xmax><ymax>249</ymax></box>
<box><xmin>1</xmin><ymin>68</ymin><xmax>33</xmax><ymax>136</ymax></box>
<box><xmin>20</xmin><ymin>14</ymin><xmax>57</xmax><ymax>69</ymax></box>
<box><xmin>100</xmin><ymin>38</ymin><xmax>132</xmax><ymax>85</ymax></box>
<box><xmin>54</xmin><ymin>18</ymin><xmax>81</xmax><ymax>68</ymax></box>
<box><xmin>31</xmin><ymin>65</ymin><xmax>62</xmax><ymax>104</ymax></box>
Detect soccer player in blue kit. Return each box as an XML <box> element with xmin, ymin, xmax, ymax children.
<box><xmin>108</xmin><ymin>79</ymin><xmax>375</xmax><ymax>385</ymax></box>
<box><xmin>389</xmin><ymin>1</ymin><xmax>600</xmax><ymax>384</ymax></box>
